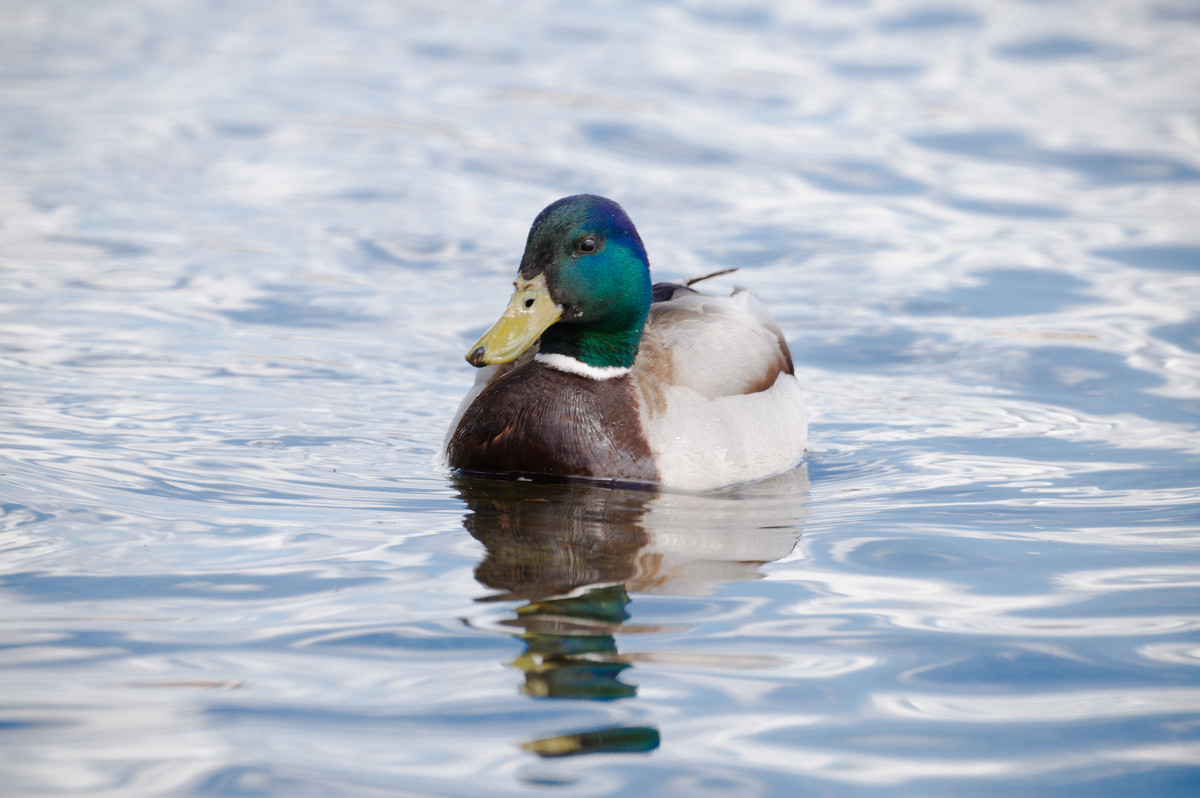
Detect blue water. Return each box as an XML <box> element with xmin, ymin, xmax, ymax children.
<box><xmin>2</xmin><ymin>1</ymin><xmax>1199</xmax><ymax>795</ymax></box>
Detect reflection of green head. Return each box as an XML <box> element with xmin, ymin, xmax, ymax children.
<box><xmin>513</xmin><ymin>585</ymin><xmax>635</xmax><ymax>701</ymax></box>
<box><xmin>522</xmin><ymin>725</ymin><xmax>661</xmax><ymax>758</ymax></box>
<box><xmin>517</xmin><ymin>195</ymin><xmax>653</xmax><ymax>369</ymax></box>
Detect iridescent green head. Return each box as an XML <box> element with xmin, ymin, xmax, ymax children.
<box><xmin>466</xmin><ymin>195</ymin><xmax>652</xmax><ymax>371</ymax></box>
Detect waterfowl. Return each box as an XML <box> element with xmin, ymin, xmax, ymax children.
<box><xmin>444</xmin><ymin>194</ymin><xmax>806</xmax><ymax>492</ymax></box>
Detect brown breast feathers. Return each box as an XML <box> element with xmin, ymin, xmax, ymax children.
<box><xmin>446</xmin><ymin>362</ymin><xmax>659</xmax><ymax>484</ymax></box>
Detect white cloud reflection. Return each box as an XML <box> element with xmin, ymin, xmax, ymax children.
<box><xmin>672</xmin><ymin>718</ymin><xmax>1200</xmax><ymax>787</ymax></box>
<box><xmin>772</xmin><ymin>553</ymin><xmax>1200</xmax><ymax>638</ymax></box>
<box><xmin>872</xmin><ymin>687</ymin><xmax>1200</xmax><ymax>722</ymax></box>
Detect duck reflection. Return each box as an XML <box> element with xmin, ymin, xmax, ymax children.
<box><xmin>454</xmin><ymin>469</ymin><xmax>808</xmax><ymax>757</ymax></box>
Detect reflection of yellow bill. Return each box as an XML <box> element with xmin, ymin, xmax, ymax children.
<box><xmin>521</xmin><ymin>725</ymin><xmax>660</xmax><ymax>757</ymax></box>
<box><xmin>466</xmin><ymin>273</ymin><xmax>562</xmax><ymax>367</ymax></box>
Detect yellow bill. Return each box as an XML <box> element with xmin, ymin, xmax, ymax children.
<box><xmin>466</xmin><ymin>273</ymin><xmax>563</xmax><ymax>367</ymax></box>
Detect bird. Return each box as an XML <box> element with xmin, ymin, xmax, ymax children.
<box><xmin>443</xmin><ymin>194</ymin><xmax>806</xmax><ymax>492</ymax></box>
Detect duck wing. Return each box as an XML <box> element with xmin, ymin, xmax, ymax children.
<box><xmin>631</xmin><ymin>280</ymin><xmax>807</xmax><ymax>491</ymax></box>
<box><xmin>642</xmin><ymin>281</ymin><xmax>794</xmax><ymax>399</ymax></box>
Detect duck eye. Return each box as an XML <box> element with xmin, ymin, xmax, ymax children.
<box><xmin>577</xmin><ymin>236</ymin><xmax>598</xmax><ymax>253</ymax></box>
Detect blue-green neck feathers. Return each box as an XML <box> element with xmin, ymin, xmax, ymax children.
<box><xmin>519</xmin><ymin>195</ymin><xmax>651</xmax><ymax>370</ymax></box>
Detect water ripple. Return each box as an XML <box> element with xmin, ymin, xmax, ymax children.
<box><xmin>874</xmin><ymin>687</ymin><xmax>1200</xmax><ymax>722</ymax></box>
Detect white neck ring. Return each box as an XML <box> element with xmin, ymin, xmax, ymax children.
<box><xmin>535</xmin><ymin>353</ymin><xmax>631</xmax><ymax>380</ymax></box>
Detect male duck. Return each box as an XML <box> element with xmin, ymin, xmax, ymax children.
<box><xmin>444</xmin><ymin>194</ymin><xmax>806</xmax><ymax>492</ymax></box>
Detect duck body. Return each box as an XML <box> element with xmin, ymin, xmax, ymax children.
<box><xmin>444</xmin><ymin>195</ymin><xmax>806</xmax><ymax>492</ymax></box>
<box><xmin>448</xmin><ymin>359</ymin><xmax>658</xmax><ymax>483</ymax></box>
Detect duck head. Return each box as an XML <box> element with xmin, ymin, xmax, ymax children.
<box><xmin>466</xmin><ymin>195</ymin><xmax>652</xmax><ymax>371</ymax></box>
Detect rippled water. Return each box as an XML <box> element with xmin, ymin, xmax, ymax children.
<box><xmin>2</xmin><ymin>1</ymin><xmax>1199</xmax><ymax>795</ymax></box>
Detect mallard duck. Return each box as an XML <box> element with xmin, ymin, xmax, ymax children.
<box><xmin>444</xmin><ymin>194</ymin><xmax>806</xmax><ymax>491</ymax></box>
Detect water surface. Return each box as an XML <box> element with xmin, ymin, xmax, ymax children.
<box><xmin>2</xmin><ymin>1</ymin><xmax>1199</xmax><ymax>795</ymax></box>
